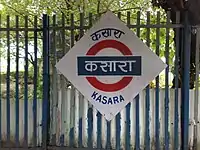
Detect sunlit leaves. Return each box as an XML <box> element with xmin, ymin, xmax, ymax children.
<box><xmin>0</xmin><ymin>0</ymin><xmax>176</xmax><ymax>89</ymax></box>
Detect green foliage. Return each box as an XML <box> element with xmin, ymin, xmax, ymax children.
<box><xmin>28</xmin><ymin>59</ymin><xmax>43</xmax><ymax>100</ymax></box>
<box><xmin>0</xmin><ymin>0</ymin><xmax>176</xmax><ymax>97</ymax></box>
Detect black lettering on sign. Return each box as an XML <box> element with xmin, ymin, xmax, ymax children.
<box><xmin>91</xmin><ymin>91</ymin><xmax>125</xmax><ymax>105</ymax></box>
<box><xmin>90</xmin><ymin>28</ymin><xmax>125</xmax><ymax>41</ymax></box>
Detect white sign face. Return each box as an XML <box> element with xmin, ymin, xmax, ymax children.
<box><xmin>55</xmin><ymin>11</ymin><xmax>167</xmax><ymax>121</ymax></box>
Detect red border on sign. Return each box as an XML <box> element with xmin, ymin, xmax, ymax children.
<box><xmin>86</xmin><ymin>39</ymin><xmax>133</xmax><ymax>92</ymax></box>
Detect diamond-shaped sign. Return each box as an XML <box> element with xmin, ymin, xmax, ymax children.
<box><xmin>55</xmin><ymin>11</ymin><xmax>167</xmax><ymax>121</ymax></box>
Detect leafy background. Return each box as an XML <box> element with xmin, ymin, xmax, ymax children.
<box><xmin>0</xmin><ymin>0</ymin><xmax>176</xmax><ymax>100</ymax></box>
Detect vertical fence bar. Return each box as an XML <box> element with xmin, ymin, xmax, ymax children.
<box><xmin>97</xmin><ymin>111</ymin><xmax>102</xmax><ymax>149</ymax></box>
<box><xmin>106</xmin><ymin>121</ymin><xmax>111</xmax><ymax>149</ymax></box>
<box><xmin>79</xmin><ymin>12</ymin><xmax>88</xmax><ymax>147</ymax></box>
<box><xmin>164</xmin><ymin>11</ymin><xmax>170</xmax><ymax>150</ymax></box>
<box><xmin>64</xmin><ymin>13</ymin><xmax>72</xmax><ymax>147</ymax></box>
<box><xmin>88</xmin><ymin>105</ymin><xmax>93</xmax><ymax>149</ymax></box>
<box><xmin>145</xmin><ymin>11</ymin><xmax>150</xmax><ymax>150</ymax></box>
<box><xmin>194</xmin><ymin>28</ymin><xmax>200</xmax><ymax>149</ymax></box>
<box><xmin>42</xmin><ymin>14</ymin><xmax>50</xmax><ymax>148</ymax></box>
<box><xmin>33</xmin><ymin>16</ymin><xmax>38</xmax><ymax>147</ymax></box>
<box><xmin>60</xmin><ymin>13</ymin><xmax>66</xmax><ymax>146</ymax></box>
<box><xmin>135</xmin><ymin>11</ymin><xmax>140</xmax><ymax>150</ymax></box>
<box><xmin>79</xmin><ymin>12</ymin><xmax>84</xmax><ymax>148</ymax></box>
<box><xmin>115</xmin><ymin>104</ymin><xmax>120</xmax><ymax>148</ymax></box>
<box><xmin>47</xmin><ymin>15</ymin><xmax>50</xmax><ymax>146</ymax></box>
<box><xmin>110</xmin><ymin>116</ymin><xmax>116</xmax><ymax>149</ymax></box>
<box><xmin>155</xmin><ymin>11</ymin><xmax>160</xmax><ymax>150</ymax></box>
<box><xmin>101</xmin><ymin>116</ymin><xmax>107</xmax><ymax>149</ymax></box>
<box><xmin>70</xmin><ymin>13</ymin><xmax>75</xmax><ymax>146</ymax></box>
<box><xmin>74</xmin><ymin>11</ymin><xmax>81</xmax><ymax>143</ymax></box>
<box><xmin>73</xmin><ymin>10</ymin><xmax>80</xmax><ymax>144</ymax></box>
<box><xmin>24</xmin><ymin>16</ymin><xmax>29</xmax><ymax>146</ymax></box>
<box><xmin>79</xmin><ymin>13</ymin><xmax>84</xmax><ymax>38</ymax></box>
<box><xmin>74</xmin><ymin>89</ymin><xmax>79</xmax><ymax>147</ymax></box>
<box><xmin>0</xmin><ymin>14</ymin><xmax>1</xmax><ymax>146</ymax></box>
<box><xmin>70</xmin><ymin>13</ymin><xmax>75</xmax><ymax>49</ymax></box>
<box><xmin>181</xmin><ymin>11</ymin><xmax>191</xmax><ymax>150</ymax></box>
<box><xmin>51</xmin><ymin>14</ymin><xmax>58</xmax><ymax>145</ymax></box>
<box><xmin>174</xmin><ymin>12</ymin><xmax>180</xmax><ymax>150</ymax></box>
<box><xmin>50</xmin><ymin>16</ymin><xmax>55</xmax><ymax>145</ymax></box>
<box><xmin>15</xmin><ymin>15</ymin><xmax>19</xmax><ymax>147</ymax></box>
<box><xmin>6</xmin><ymin>15</ymin><xmax>11</xmax><ymax>144</ymax></box>
<box><xmin>83</xmin><ymin>93</ymin><xmax>88</xmax><ymax>148</ymax></box>
<box><xmin>120</xmin><ymin>110</ymin><xmax>126</xmax><ymax>149</ymax></box>
<box><xmin>66</xmin><ymin>87</ymin><xmax>71</xmax><ymax>147</ymax></box>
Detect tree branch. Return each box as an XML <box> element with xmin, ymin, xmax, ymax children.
<box><xmin>97</xmin><ymin>0</ymin><xmax>101</xmax><ymax>16</ymax></box>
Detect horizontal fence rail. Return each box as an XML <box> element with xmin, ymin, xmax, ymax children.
<box><xmin>0</xmin><ymin>11</ymin><xmax>199</xmax><ymax>149</ymax></box>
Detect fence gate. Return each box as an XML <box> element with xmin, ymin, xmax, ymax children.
<box><xmin>0</xmin><ymin>11</ymin><xmax>199</xmax><ymax>150</ymax></box>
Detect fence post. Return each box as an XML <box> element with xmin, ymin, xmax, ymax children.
<box><xmin>42</xmin><ymin>14</ymin><xmax>50</xmax><ymax>148</ymax></box>
<box><xmin>193</xmin><ymin>28</ymin><xmax>200</xmax><ymax>149</ymax></box>
<box><xmin>181</xmin><ymin>11</ymin><xmax>191</xmax><ymax>150</ymax></box>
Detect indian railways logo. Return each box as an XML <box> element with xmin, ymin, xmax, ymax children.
<box><xmin>77</xmin><ymin>28</ymin><xmax>142</xmax><ymax>105</ymax></box>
